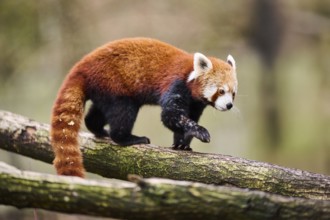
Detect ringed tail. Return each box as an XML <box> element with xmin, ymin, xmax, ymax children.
<box><xmin>50</xmin><ymin>70</ymin><xmax>86</xmax><ymax>178</ymax></box>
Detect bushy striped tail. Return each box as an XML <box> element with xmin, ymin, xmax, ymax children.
<box><xmin>50</xmin><ymin>73</ymin><xmax>86</xmax><ymax>177</ymax></box>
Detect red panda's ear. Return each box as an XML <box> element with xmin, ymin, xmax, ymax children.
<box><xmin>227</xmin><ymin>54</ymin><xmax>236</xmax><ymax>70</ymax></box>
<box><xmin>194</xmin><ymin>53</ymin><xmax>213</xmax><ymax>73</ymax></box>
<box><xmin>188</xmin><ymin>53</ymin><xmax>213</xmax><ymax>82</ymax></box>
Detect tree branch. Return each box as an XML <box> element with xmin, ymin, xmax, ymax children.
<box><xmin>0</xmin><ymin>110</ymin><xmax>329</xmax><ymax>200</ymax></box>
<box><xmin>1</xmin><ymin>162</ymin><xmax>329</xmax><ymax>220</ymax></box>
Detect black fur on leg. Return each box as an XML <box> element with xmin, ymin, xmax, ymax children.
<box><xmin>98</xmin><ymin>96</ymin><xmax>150</xmax><ymax>146</ymax></box>
<box><xmin>160</xmin><ymin>80</ymin><xmax>210</xmax><ymax>149</ymax></box>
<box><xmin>85</xmin><ymin>104</ymin><xmax>109</xmax><ymax>138</ymax></box>
<box><xmin>172</xmin><ymin>100</ymin><xmax>206</xmax><ymax>150</ymax></box>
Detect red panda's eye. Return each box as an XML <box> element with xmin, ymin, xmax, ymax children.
<box><xmin>233</xmin><ymin>92</ymin><xmax>236</xmax><ymax>100</ymax></box>
<box><xmin>219</xmin><ymin>89</ymin><xmax>225</xmax><ymax>95</ymax></box>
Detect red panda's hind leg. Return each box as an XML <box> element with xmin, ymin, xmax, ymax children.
<box><xmin>85</xmin><ymin>104</ymin><xmax>109</xmax><ymax>138</ymax></box>
<box><xmin>102</xmin><ymin>97</ymin><xmax>150</xmax><ymax>146</ymax></box>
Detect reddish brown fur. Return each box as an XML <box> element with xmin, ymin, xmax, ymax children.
<box><xmin>200</xmin><ymin>58</ymin><xmax>234</xmax><ymax>86</ymax></box>
<box><xmin>76</xmin><ymin>38</ymin><xmax>195</xmax><ymax>97</ymax></box>
<box><xmin>51</xmin><ymin>71</ymin><xmax>86</xmax><ymax>177</ymax></box>
<box><xmin>51</xmin><ymin>38</ymin><xmax>230</xmax><ymax>177</ymax></box>
<box><xmin>210</xmin><ymin>58</ymin><xmax>236</xmax><ymax>92</ymax></box>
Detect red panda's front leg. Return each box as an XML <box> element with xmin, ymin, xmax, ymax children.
<box><xmin>172</xmin><ymin>101</ymin><xmax>206</xmax><ymax>150</ymax></box>
<box><xmin>160</xmin><ymin>80</ymin><xmax>210</xmax><ymax>150</ymax></box>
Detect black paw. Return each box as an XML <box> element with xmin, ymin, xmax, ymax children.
<box><xmin>112</xmin><ymin>135</ymin><xmax>150</xmax><ymax>146</ymax></box>
<box><xmin>93</xmin><ymin>129</ymin><xmax>109</xmax><ymax>138</ymax></box>
<box><xmin>172</xmin><ymin>144</ymin><xmax>192</xmax><ymax>151</ymax></box>
<box><xmin>138</xmin><ymin>136</ymin><xmax>151</xmax><ymax>144</ymax></box>
<box><xmin>185</xmin><ymin>126</ymin><xmax>210</xmax><ymax>143</ymax></box>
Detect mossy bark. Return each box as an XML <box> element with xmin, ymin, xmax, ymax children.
<box><xmin>0</xmin><ymin>110</ymin><xmax>329</xmax><ymax>200</ymax></box>
<box><xmin>1</xmin><ymin>162</ymin><xmax>330</xmax><ymax>220</ymax></box>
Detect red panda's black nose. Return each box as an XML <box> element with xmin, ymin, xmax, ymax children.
<box><xmin>226</xmin><ymin>103</ymin><xmax>233</xmax><ymax>110</ymax></box>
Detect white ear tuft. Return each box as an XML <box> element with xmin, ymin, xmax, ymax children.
<box><xmin>194</xmin><ymin>53</ymin><xmax>213</xmax><ymax>73</ymax></box>
<box><xmin>188</xmin><ymin>53</ymin><xmax>212</xmax><ymax>82</ymax></box>
<box><xmin>227</xmin><ymin>54</ymin><xmax>236</xmax><ymax>70</ymax></box>
<box><xmin>187</xmin><ymin>71</ymin><xmax>197</xmax><ymax>82</ymax></box>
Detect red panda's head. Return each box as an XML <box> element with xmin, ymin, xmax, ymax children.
<box><xmin>188</xmin><ymin>53</ymin><xmax>237</xmax><ymax>111</ymax></box>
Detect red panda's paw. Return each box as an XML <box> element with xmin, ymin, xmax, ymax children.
<box><xmin>184</xmin><ymin>126</ymin><xmax>210</xmax><ymax>143</ymax></box>
<box><xmin>172</xmin><ymin>144</ymin><xmax>192</xmax><ymax>151</ymax></box>
<box><xmin>138</xmin><ymin>136</ymin><xmax>151</xmax><ymax>145</ymax></box>
<box><xmin>93</xmin><ymin>129</ymin><xmax>110</xmax><ymax>139</ymax></box>
<box><xmin>112</xmin><ymin>134</ymin><xmax>150</xmax><ymax>146</ymax></box>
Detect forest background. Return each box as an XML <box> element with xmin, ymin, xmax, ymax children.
<box><xmin>0</xmin><ymin>0</ymin><xmax>330</xmax><ymax>218</ymax></box>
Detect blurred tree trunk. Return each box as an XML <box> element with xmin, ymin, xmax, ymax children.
<box><xmin>37</xmin><ymin>0</ymin><xmax>64</xmax><ymax>78</ymax></box>
<box><xmin>249</xmin><ymin>0</ymin><xmax>285</xmax><ymax>149</ymax></box>
<box><xmin>0</xmin><ymin>1</ymin><xmax>41</xmax><ymax>82</ymax></box>
<box><xmin>318</xmin><ymin>0</ymin><xmax>330</xmax><ymax>178</ymax></box>
<box><xmin>318</xmin><ymin>33</ymin><xmax>330</xmax><ymax>174</ymax></box>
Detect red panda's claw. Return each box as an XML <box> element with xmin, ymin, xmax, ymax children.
<box><xmin>172</xmin><ymin>144</ymin><xmax>192</xmax><ymax>151</ymax></box>
<box><xmin>141</xmin><ymin>136</ymin><xmax>151</xmax><ymax>144</ymax></box>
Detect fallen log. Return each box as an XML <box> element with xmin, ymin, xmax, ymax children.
<box><xmin>0</xmin><ymin>110</ymin><xmax>329</xmax><ymax>200</ymax></box>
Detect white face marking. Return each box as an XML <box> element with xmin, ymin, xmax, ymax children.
<box><xmin>215</xmin><ymin>92</ymin><xmax>233</xmax><ymax>111</ymax></box>
<box><xmin>233</xmin><ymin>85</ymin><xmax>237</xmax><ymax>94</ymax></box>
<box><xmin>223</xmin><ymin>84</ymin><xmax>229</xmax><ymax>92</ymax></box>
<box><xmin>203</xmin><ymin>85</ymin><xmax>217</xmax><ymax>101</ymax></box>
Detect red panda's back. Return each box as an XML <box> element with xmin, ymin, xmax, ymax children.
<box><xmin>77</xmin><ymin>38</ymin><xmax>194</xmax><ymax>97</ymax></box>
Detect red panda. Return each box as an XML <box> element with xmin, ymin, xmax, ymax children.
<box><xmin>51</xmin><ymin>37</ymin><xmax>237</xmax><ymax>177</ymax></box>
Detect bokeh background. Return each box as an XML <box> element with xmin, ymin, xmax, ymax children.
<box><xmin>1</xmin><ymin>0</ymin><xmax>330</xmax><ymax>219</ymax></box>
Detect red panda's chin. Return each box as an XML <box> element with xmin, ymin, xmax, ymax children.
<box><xmin>214</xmin><ymin>104</ymin><xmax>233</xmax><ymax>112</ymax></box>
<box><xmin>217</xmin><ymin>107</ymin><xmax>229</xmax><ymax>112</ymax></box>
<box><xmin>207</xmin><ymin>100</ymin><xmax>229</xmax><ymax>111</ymax></box>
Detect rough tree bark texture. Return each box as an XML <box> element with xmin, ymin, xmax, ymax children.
<box><xmin>1</xmin><ymin>162</ymin><xmax>330</xmax><ymax>220</ymax></box>
<box><xmin>0</xmin><ymin>110</ymin><xmax>329</xmax><ymax>201</ymax></box>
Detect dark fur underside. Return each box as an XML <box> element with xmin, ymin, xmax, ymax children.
<box><xmin>84</xmin><ymin>79</ymin><xmax>209</xmax><ymax>149</ymax></box>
